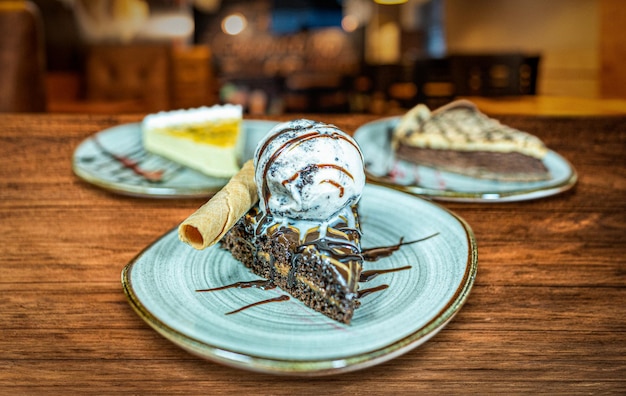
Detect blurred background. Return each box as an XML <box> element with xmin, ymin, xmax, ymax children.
<box><xmin>2</xmin><ymin>0</ymin><xmax>625</xmax><ymax>114</ymax></box>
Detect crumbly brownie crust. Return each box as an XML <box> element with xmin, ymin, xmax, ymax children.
<box><xmin>220</xmin><ymin>206</ymin><xmax>362</xmax><ymax>324</ymax></box>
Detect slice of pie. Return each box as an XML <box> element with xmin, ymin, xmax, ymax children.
<box><xmin>393</xmin><ymin>100</ymin><xmax>550</xmax><ymax>181</ymax></box>
<box><xmin>142</xmin><ymin>104</ymin><xmax>243</xmax><ymax>178</ymax></box>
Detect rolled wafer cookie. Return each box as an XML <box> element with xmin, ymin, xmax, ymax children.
<box><xmin>178</xmin><ymin>159</ymin><xmax>257</xmax><ymax>249</ymax></box>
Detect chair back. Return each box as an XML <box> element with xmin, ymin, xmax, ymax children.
<box><xmin>0</xmin><ymin>1</ymin><xmax>47</xmax><ymax>112</ymax></box>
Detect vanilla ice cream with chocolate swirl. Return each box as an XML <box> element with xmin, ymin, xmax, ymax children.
<box><xmin>254</xmin><ymin>119</ymin><xmax>366</xmax><ymax>226</ymax></box>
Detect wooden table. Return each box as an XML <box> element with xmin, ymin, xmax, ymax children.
<box><xmin>462</xmin><ymin>95</ymin><xmax>626</xmax><ymax>116</ymax></box>
<box><xmin>1</xmin><ymin>112</ymin><xmax>625</xmax><ymax>393</ymax></box>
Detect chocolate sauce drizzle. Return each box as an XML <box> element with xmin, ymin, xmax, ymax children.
<box><xmin>196</xmin><ymin>279</ymin><xmax>276</xmax><ymax>292</ymax></box>
<box><xmin>283</xmin><ymin>163</ymin><xmax>354</xmax><ymax>185</ymax></box>
<box><xmin>226</xmin><ymin>295</ymin><xmax>290</xmax><ymax>315</ymax></box>
<box><xmin>359</xmin><ymin>265</ymin><xmax>412</xmax><ymax>282</ymax></box>
<box><xmin>361</xmin><ymin>233</ymin><xmax>440</xmax><ymax>262</ymax></box>
<box><xmin>197</xmin><ymin>280</ymin><xmax>286</xmax><ymax>315</ymax></box>
<box><xmin>196</xmin><ymin>233</ymin><xmax>438</xmax><ymax>315</ymax></box>
<box><xmin>357</xmin><ymin>284</ymin><xmax>389</xmax><ymax>299</ymax></box>
<box><xmin>91</xmin><ymin>137</ymin><xmax>165</xmax><ymax>182</ymax></box>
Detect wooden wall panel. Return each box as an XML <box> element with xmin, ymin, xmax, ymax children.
<box><xmin>599</xmin><ymin>0</ymin><xmax>626</xmax><ymax>98</ymax></box>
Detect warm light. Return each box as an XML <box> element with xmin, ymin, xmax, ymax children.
<box><xmin>374</xmin><ymin>0</ymin><xmax>408</xmax><ymax>4</ymax></box>
<box><xmin>141</xmin><ymin>15</ymin><xmax>194</xmax><ymax>40</ymax></box>
<box><xmin>222</xmin><ymin>13</ymin><xmax>247</xmax><ymax>35</ymax></box>
<box><xmin>341</xmin><ymin>15</ymin><xmax>359</xmax><ymax>32</ymax></box>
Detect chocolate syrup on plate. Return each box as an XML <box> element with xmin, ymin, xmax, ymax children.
<box><xmin>361</xmin><ymin>233</ymin><xmax>439</xmax><ymax>262</ymax></box>
<box><xmin>225</xmin><ymin>295</ymin><xmax>290</xmax><ymax>315</ymax></box>
<box><xmin>357</xmin><ymin>284</ymin><xmax>389</xmax><ymax>299</ymax></box>
<box><xmin>359</xmin><ymin>265</ymin><xmax>412</xmax><ymax>282</ymax></box>
<box><xmin>196</xmin><ymin>279</ymin><xmax>276</xmax><ymax>292</ymax></box>
<box><xmin>91</xmin><ymin>137</ymin><xmax>165</xmax><ymax>182</ymax></box>
<box><xmin>196</xmin><ymin>233</ymin><xmax>438</xmax><ymax>316</ymax></box>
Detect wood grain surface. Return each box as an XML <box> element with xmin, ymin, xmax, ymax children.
<box><xmin>1</xmin><ymin>112</ymin><xmax>625</xmax><ymax>394</ymax></box>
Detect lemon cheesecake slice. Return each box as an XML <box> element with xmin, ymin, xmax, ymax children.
<box><xmin>142</xmin><ymin>104</ymin><xmax>243</xmax><ymax>178</ymax></box>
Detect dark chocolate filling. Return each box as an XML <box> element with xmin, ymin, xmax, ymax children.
<box><xmin>395</xmin><ymin>144</ymin><xmax>550</xmax><ymax>181</ymax></box>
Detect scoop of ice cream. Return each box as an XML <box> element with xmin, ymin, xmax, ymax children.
<box><xmin>254</xmin><ymin>119</ymin><xmax>365</xmax><ymax>221</ymax></box>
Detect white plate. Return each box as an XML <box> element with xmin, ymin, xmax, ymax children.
<box><xmin>72</xmin><ymin>120</ymin><xmax>278</xmax><ymax>198</ymax></box>
<box><xmin>121</xmin><ymin>184</ymin><xmax>477</xmax><ymax>376</ymax></box>
<box><xmin>353</xmin><ymin>116</ymin><xmax>578</xmax><ymax>202</ymax></box>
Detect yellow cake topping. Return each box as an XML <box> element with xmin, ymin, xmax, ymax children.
<box><xmin>153</xmin><ymin>119</ymin><xmax>241</xmax><ymax>147</ymax></box>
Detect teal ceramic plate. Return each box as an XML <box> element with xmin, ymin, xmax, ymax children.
<box><xmin>353</xmin><ymin>117</ymin><xmax>577</xmax><ymax>202</ymax></box>
<box><xmin>121</xmin><ymin>184</ymin><xmax>477</xmax><ymax>376</ymax></box>
<box><xmin>72</xmin><ymin>120</ymin><xmax>278</xmax><ymax>198</ymax></box>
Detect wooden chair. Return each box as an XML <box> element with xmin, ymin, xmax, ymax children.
<box><xmin>0</xmin><ymin>1</ymin><xmax>47</xmax><ymax>112</ymax></box>
<box><xmin>84</xmin><ymin>44</ymin><xmax>171</xmax><ymax>113</ymax></box>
